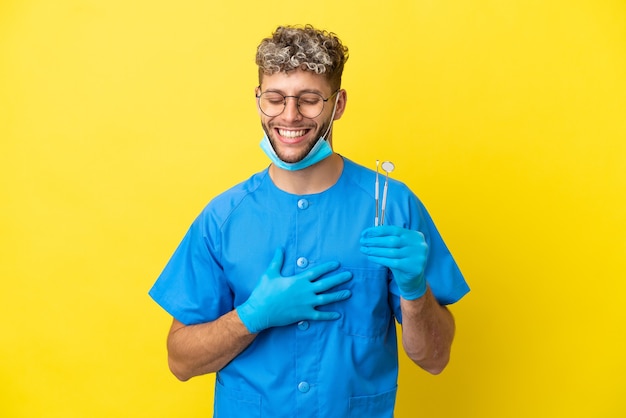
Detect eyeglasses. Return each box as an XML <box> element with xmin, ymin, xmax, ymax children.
<box><xmin>256</xmin><ymin>88</ymin><xmax>339</xmax><ymax>119</ymax></box>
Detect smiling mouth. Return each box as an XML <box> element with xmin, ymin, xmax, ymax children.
<box><xmin>277</xmin><ymin>128</ymin><xmax>309</xmax><ymax>139</ymax></box>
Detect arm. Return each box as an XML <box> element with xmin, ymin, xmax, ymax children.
<box><xmin>360</xmin><ymin>225</ymin><xmax>456</xmax><ymax>374</ymax></box>
<box><xmin>399</xmin><ymin>289</ymin><xmax>455</xmax><ymax>374</ymax></box>
<box><xmin>166</xmin><ymin>312</ymin><xmax>256</xmax><ymax>381</ymax></box>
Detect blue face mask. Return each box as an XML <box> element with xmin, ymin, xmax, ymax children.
<box><xmin>259</xmin><ymin>92</ymin><xmax>339</xmax><ymax>171</ymax></box>
<box><xmin>259</xmin><ymin>134</ymin><xmax>333</xmax><ymax>171</ymax></box>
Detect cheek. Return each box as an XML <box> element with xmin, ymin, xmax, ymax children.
<box><xmin>259</xmin><ymin>115</ymin><xmax>272</xmax><ymax>130</ymax></box>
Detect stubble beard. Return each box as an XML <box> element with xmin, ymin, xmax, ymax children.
<box><xmin>262</xmin><ymin>120</ymin><xmax>330</xmax><ymax>164</ymax></box>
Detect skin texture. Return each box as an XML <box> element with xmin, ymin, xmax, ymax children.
<box><xmin>165</xmin><ymin>69</ymin><xmax>455</xmax><ymax>381</ymax></box>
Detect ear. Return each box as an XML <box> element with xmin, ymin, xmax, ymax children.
<box><xmin>332</xmin><ymin>89</ymin><xmax>348</xmax><ymax>121</ymax></box>
<box><xmin>254</xmin><ymin>86</ymin><xmax>263</xmax><ymax>117</ymax></box>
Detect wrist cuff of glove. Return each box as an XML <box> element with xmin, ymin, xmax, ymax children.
<box><xmin>399</xmin><ymin>275</ymin><xmax>428</xmax><ymax>301</ymax></box>
<box><xmin>236</xmin><ymin>303</ymin><xmax>262</xmax><ymax>334</ymax></box>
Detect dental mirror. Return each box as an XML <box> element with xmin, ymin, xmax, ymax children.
<box><xmin>381</xmin><ymin>161</ymin><xmax>395</xmax><ymax>174</ymax></box>
<box><xmin>380</xmin><ymin>161</ymin><xmax>395</xmax><ymax>225</ymax></box>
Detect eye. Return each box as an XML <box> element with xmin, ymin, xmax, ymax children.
<box><xmin>299</xmin><ymin>94</ymin><xmax>322</xmax><ymax>106</ymax></box>
<box><xmin>262</xmin><ymin>93</ymin><xmax>285</xmax><ymax>104</ymax></box>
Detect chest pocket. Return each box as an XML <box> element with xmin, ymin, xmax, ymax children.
<box><xmin>349</xmin><ymin>386</ymin><xmax>397</xmax><ymax>417</ymax></box>
<box><xmin>214</xmin><ymin>378</ymin><xmax>260</xmax><ymax>418</ymax></box>
<box><xmin>332</xmin><ymin>267</ymin><xmax>392</xmax><ymax>339</ymax></box>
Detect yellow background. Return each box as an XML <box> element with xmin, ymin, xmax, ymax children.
<box><xmin>1</xmin><ymin>0</ymin><xmax>624</xmax><ymax>417</ymax></box>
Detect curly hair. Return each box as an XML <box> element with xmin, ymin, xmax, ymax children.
<box><xmin>256</xmin><ymin>25</ymin><xmax>349</xmax><ymax>90</ymax></box>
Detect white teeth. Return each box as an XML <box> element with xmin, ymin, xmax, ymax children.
<box><xmin>278</xmin><ymin>129</ymin><xmax>307</xmax><ymax>138</ymax></box>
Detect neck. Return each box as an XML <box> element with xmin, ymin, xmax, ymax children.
<box><xmin>269</xmin><ymin>153</ymin><xmax>343</xmax><ymax>195</ymax></box>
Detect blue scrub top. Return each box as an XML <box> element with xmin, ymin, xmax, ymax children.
<box><xmin>149</xmin><ymin>157</ymin><xmax>469</xmax><ymax>418</ymax></box>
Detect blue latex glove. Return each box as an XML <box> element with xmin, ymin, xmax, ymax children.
<box><xmin>360</xmin><ymin>225</ymin><xmax>429</xmax><ymax>300</ymax></box>
<box><xmin>237</xmin><ymin>248</ymin><xmax>353</xmax><ymax>333</ymax></box>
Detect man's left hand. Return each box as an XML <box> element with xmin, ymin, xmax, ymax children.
<box><xmin>360</xmin><ymin>225</ymin><xmax>429</xmax><ymax>300</ymax></box>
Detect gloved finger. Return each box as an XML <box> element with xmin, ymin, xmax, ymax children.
<box><xmin>310</xmin><ymin>310</ymin><xmax>342</xmax><ymax>321</ymax></box>
<box><xmin>361</xmin><ymin>230</ymin><xmax>425</xmax><ymax>249</ymax></box>
<box><xmin>361</xmin><ymin>225</ymin><xmax>405</xmax><ymax>238</ymax></box>
<box><xmin>312</xmin><ymin>271</ymin><xmax>353</xmax><ymax>293</ymax></box>
<box><xmin>299</xmin><ymin>261</ymin><xmax>341</xmax><ymax>282</ymax></box>
<box><xmin>361</xmin><ymin>254</ymin><xmax>406</xmax><ymax>271</ymax></box>
<box><xmin>360</xmin><ymin>237</ymin><xmax>404</xmax><ymax>250</ymax></box>
<box><xmin>314</xmin><ymin>289</ymin><xmax>352</xmax><ymax>306</ymax></box>
<box><xmin>361</xmin><ymin>227</ymin><xmax>406</xmax><ymax>247</ymax></box>
<box><xmin>266</xmin><ymin>247</ymin><xmax>285</xmax><ymax>275</ymax></box>
<box><xmin>360</xmin><ymin>236</ymin><xmax>415</xmax><ymax>255</ymax></box>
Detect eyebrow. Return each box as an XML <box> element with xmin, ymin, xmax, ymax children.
<box><xmin>262</xmin><ymin>88</ymin><xmax>325</xmax><ymax>96</ymax></box>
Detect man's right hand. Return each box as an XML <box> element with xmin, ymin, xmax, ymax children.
<box><xmin>236</xmin><ymin>248</ymin><xmax>353</xmax><ymax>334</ymax></box>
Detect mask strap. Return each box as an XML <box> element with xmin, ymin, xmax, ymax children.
<box><xmin>321</xmin><ymin>91</ymin><xmax>341</xmax><ymax>140</ymax></box>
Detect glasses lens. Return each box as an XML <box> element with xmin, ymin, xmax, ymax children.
<box><xmin>297</xmin><ymin>93</ymin><xmax>325</xmax><ymax>118</ymax></box>
<box><xmin>259</xmin><ymin>92</ymin><xmax>285</xmax><ymax>117</ymax></box>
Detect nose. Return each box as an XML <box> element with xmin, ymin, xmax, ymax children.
<box><xmin>282</xmin><ymin>96</ymin><xmax>302</xmax><ymax>121</ymax></box>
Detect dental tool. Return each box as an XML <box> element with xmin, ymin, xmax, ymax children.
<box><xmin>375</xmin><ymin>160</ymin><xmax>380</xmax><ymax>226</ymax></box>
<box><xmin>380</xmin><ymin>161</ymin><xmax>395</xmax><ymax>226</ymax></box>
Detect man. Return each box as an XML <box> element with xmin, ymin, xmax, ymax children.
<box><xmin>149</xmin><ymin>24</ymin><xmax>469</xmax><ymax>417</ymax></box>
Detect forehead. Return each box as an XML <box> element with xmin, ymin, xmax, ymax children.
<box><xmin>260</xmin><ymin>68</ymin><xmax>331</xmax><ymax>94</ymax></box>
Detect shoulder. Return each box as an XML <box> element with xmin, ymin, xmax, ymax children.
<box><xmin>340</xmin><ymin>157</ymin><xmax>375</xmax><ymax>194</ymax></box>
<box><xmin>197</xmin><ymin>168</ymin><xmax>270</xmax><ymax>226</ymax></box>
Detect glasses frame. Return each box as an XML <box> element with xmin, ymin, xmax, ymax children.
<box><xmin>255</xmin><ymin>88</ymin><xmax>340</xmax><ymax>119</ymax></box>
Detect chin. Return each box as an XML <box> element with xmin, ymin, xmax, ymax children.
<box><xmin>273</xmin><ymin>142</ymin><xmax>317</xmax><ymax>164</ymax></box>
<box><xmin>277</xmin><ymin>152</ymin><xmax>308</xmax><ymax>164</ymax></box>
